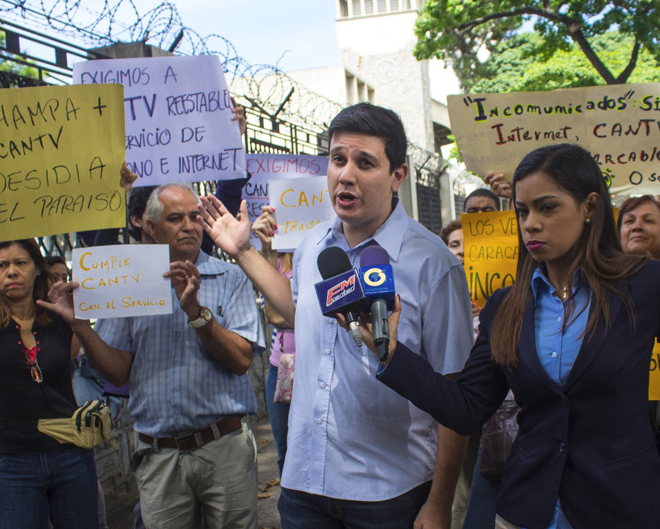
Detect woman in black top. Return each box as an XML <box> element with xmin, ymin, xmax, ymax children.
<box><xmin>0</xmin><ymin>239</ymin><xmax>97</xmax><ymax>528</ymax></box>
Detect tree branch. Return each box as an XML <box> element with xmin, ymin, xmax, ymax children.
<box><xmin>453</xmin><ymin>5</ymin><xmax>621</xmax><ymax>85</ymax></box>
<box><xmin>616</xmin><ymin>40</ymin><xmax>640</xmax><ymax>84</ymax></box>
<box><xmin>566</xmin><ymin>25</ymin><xmax>616</xmax><ymax>84</ymax></box>
<box><xmin>455</xmin><ymin>6</ymin><xmax>576</xmax><ymax>33</ymax></box>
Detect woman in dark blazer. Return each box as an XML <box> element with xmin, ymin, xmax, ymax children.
<box><xmin>362</xmin><ymin>144</ymin><xmax>660</xmax><ymax>529</ymax></box>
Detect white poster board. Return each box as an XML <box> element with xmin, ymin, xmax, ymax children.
<box><xmin>269</xmin><ymin>176</ymin><xmax>336</xmax><ymax>251</ymax></box>
<box><xmin>447</xmin><ymin>83</ymin><xmax>660</xmax><ymax>194</ymax></box>
<box><xmin>243</xmin><ymin>153</ymin><xmax>328</xmax><ymax>249</ymax></box>
<box><xmin>73</xmin><ymin>56</ymin><xmax>245</xmax><ymax>186</ymax></box>
<box><xmin>72</xmin><ymin>244</ymin><xmax>172</xmax><ymax>319</ymax></box>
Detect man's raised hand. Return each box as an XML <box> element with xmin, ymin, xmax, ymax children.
<box><xmin>198</xmin><ymin>196</ymin><xmax>252</xmax><ymax>259</ymax></box>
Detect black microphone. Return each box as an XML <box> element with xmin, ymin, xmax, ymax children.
<box><xmin>316</xmin><ymin>247</ymin><xmax>365</xmax><ymax>347</ymax></box>
<box><xmin>359</xmin><ymin>245</ymin><xmax>395</xmax><ymax>362</ymax></box>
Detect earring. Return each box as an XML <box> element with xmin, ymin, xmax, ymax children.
<box><xmin>585</xmin><ymin>218</ymin><xmax>591</xmax><ymax>225</ymax></box>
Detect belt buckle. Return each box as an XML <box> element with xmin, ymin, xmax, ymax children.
<box><xmin>173</xmin><ymin>431</ymin><xmax>203</xmax><ymax>451</ymax></box>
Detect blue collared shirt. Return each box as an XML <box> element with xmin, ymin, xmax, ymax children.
<box><xmin>95</xmin><ymin>251</ymin><xmax>264</xmax><ymax>437</ymax></box>
<box><xmin>530</xmin><ymin>267</ymin><xmax>590</xmax><ymax>529</ymax></box>
<box><xmin>532</xmin><ymin>268</ymin><xmax>590</xmax><ymax>388</ymax></box>
<box><xmin>281</xmin><ymin>199</ymin><xmax>473</xmax><ymax>501</ymax></box>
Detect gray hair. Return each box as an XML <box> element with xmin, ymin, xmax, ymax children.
<box><xmin>146</xmin><ymin>183</ymin><xmax>201</xmax><ymax>225</ymax></box>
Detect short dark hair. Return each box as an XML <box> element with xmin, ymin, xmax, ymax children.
<box><xmin>617</xmin><ymin>195</ymin><xmax>660</xmax><ymax>234</ymax></box>
<box><xmin>464</xmin><ymin>188</ymin><xmax>500</xmax><ymax>212</ymax></box>
<box><xmin>328</xmin><ymin>102</ymin><xmax>407</xmax><ymax>171</ymax></box>
<box><xmin>45</xmin><ymin>255</ymin><xmax>67</xmax><ymax>268</ymax></box>
<box><xmin>127</xmin><ymin>186</ymin><xmax>156</xmax><ymax>241</ymax></box>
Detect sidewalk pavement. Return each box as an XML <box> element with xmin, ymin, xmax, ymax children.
<box><xmin>105</xmin><ymin>414</ymin><xmax>282</xmax><ymax>528</ymax></box>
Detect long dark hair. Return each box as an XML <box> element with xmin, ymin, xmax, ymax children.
<box><xmin>490</xmin><ymin>144</ymin><xmax>645</xmax><ymax>368</ymax></box>
<box><xmin>0</xmin><ymin>239</ymin><xmax>52</xmax><ymax>329</ymax></box>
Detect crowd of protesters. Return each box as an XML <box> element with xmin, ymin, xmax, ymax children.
<box><xmin>1</xmin><ymin>99</ymin><xmax>660</xmax><ymax>529</ymax></box>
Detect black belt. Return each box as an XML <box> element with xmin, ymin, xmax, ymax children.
<box><xmin>138</xmin><ymin>414</ymin><xmax>244</xmax><ymax>452</ymax></box>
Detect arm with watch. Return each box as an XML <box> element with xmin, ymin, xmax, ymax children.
<box><xmin>168</xmin><ymin>260</ymin><xmax>253</xmax><ymax>376</ymax></box>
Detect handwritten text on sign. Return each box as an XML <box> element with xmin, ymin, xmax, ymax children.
<box><xmin>461</xmin><ymin>211</ymin><xmax>518</xmax><ymax>309</ymax></box>
<box><xmin>72</xmin><ymin>244</ymin><xmax>172</xmax><ymax>319</ymax></box>
<box><xmin>270</xmin><ymin>175</ymin><xmax>336</xmax><ymax>251</ymax></box>
<box><xmin>0</xmin><ymin>84</ymin><xmax>125</xmax><ymax>242</ymax></box>
<box><xmin>243</xmin><ymin>154</ymin><xmax>328</xmax><ymax>250</ymax></box>
<box><xmin>448</xmin><ymin>83</ymin><xmax>660</xmax><ymax>194</ymax></box>
<box><xmin>73</xmin><ymin>56</ymin><xmax>245</xmax><ymax>186</ymax></box>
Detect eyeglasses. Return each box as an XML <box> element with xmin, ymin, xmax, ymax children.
<box><xmin>23</xmin><ymin>351</ymin><xmax>43</xmax><ymax>384</ymax></box>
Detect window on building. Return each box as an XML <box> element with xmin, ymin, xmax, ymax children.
<box><xmin>364</xmin><ymin>0</ymin><xmax>373</xmax><ymax>14</ymax></box>
<box><xmin>403</xmin><ymin>0</ymin><xmax>411</xmax><ymax>8</ymax></box>
<box><xmin>377</xmin><ymin>0</ymin><xmax>387</xmax><ymax>12</ymax></box>
<box><xmin>339</xmin><ymin>0</ymin><xmax>349</xmax><ymax>17</ymax></box>
<box><xmin>352</xmin><ymin>0</ymin><xmax>361</xmax><ymax>15</ymax></box>
<box><xmin>390</xmin><ymin>0</ymin><xmax>399</xmax><ymax>11</ymax></box>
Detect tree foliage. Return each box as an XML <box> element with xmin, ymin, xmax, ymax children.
<box><xmin>471</xmin><ymin>31</ymin><xmax>660</xmax><ymax>93</ymax></box>
<box><xmin>415</xmin><ymin>0</ymin><xmax>660</xmax><ymax>87</ymax></box>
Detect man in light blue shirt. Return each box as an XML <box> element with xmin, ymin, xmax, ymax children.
<box><xmin>69</xmin><ymin>183</ymin><xmax>264</xmax><ymax>529</ymax></box>
<box><xmin>200</xmin><ymin>103</ymin><xmax>474</xmax><ymax>528</ymax></box>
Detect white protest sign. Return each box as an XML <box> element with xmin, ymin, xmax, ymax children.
<box><xmin>447</xmin><ymin>83</ymin><xmax>660</xmax><ymax>194</ymax></box>
<box><xmin>269</xmin><ymin>175</ymin><xmax>336</xmax><ymax>251</ymax></box>
<box><xmin>72</xmin><ymin>244</ymin><xmax>172</xmax><ymax>319</ymax></box>
<box><xmin>73</xmin><ymin>56</ymin><xmax>245</xmax><ymax>186</ymax></box>
<box><xmin>243</xmin><ymin>153</ymin><xmax>328</xmax><ymax>250</ymax></box>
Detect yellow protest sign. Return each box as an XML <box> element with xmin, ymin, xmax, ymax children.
<box><xmin>462</xmin><ymin>211</ymin><xmax>518</xmax><ymax>309</ymax></box>
<box><xmin>0</xmin><ymin>84</ymin><xmax>126</xmax><ymax>241</ymax></box>
<box><xmin>649</xmin><ymin>341</ymin><xmax>660</xmax><ymax>400</ymax></box>
<box><xmin>448</xmin><ymin>83</ymin><xmax>660</xmax><ymax>194</ymax></box>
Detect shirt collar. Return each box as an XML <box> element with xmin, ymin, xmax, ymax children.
<box><xmin>531</xmin><ymin>266</ymin><xmax>585</xmax><ymax>305</ymax></box>
<box><xmin>194</xmin><ymin>250</ymin><xmax>227</xmax><ymax>276</ymax></box>
<box><xmin>315</xmin><ymin>198</ymin><xmax>407</xmax><ymax>261</ymax></box>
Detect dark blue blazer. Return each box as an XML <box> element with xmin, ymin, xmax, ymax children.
<box><xmin>379</xmin><ymin>259</ymin><xmax>660</xmax><ymax>529</ymax></box>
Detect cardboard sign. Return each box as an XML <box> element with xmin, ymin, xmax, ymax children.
<box><xmin>0</xmin><ymin>84</ymin><xmax>125</xmax><ymax>242</ymax></box>
<box><xmin>462</xmin><ymin>211</ymin><xmax>518</xmax><ymax>309</ymax></box>
<box><xmin>243</xmin><ymin>154</ymin><xmax>328</xmax><ymax>250</ymax></box>
<box><xmin>72</xmin><ymin>244</ymin><xmax>172</xmax><ymax>319</ymax></box>
<box><xmin>650</xmin><ymin>341</ymin><xmax>660</xmax><ymax>400</ymax></box>
<box><xmin>73</xmin><ymin>56</ymin><xmax>245</xmax><ymax>186</ymax></box>
<box><xmin>448</xmin><ymin>83</ymin><xmax>660</xmax><ymax>194</ymax></box>
<box><xmin>270</xmin><ymin>175</ymin><xmax>336</xmax><ymax>251</ymax></box>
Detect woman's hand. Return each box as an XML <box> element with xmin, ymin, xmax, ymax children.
<box><xmin>198</xmin><ymin>196</ymin><xmax>252</xmax><ymax>259</ymax></box>
<box><xmin>484</xmin><ymin>171</ymin><xmax>512</xmax><ymax>199</ymax></box>
<box><xmin>338</xmin><ymin>296</ymin><xmax>402</xmax><ymax>365</ymax></box>
<box><xmin>252</xmin><ymin>205</ymin><xmax>277</xmax><ymax>256</ymax></box>
<box><xmin>36</xmin><ymin>281</ymin><xmax>87</xmax><ymax>326</ymax></box>
<box><xmin>231</xmin><ymin>97</ymin><xmax>247</xmax><ymax>136</ymax></box>
<box><xmin>120</xmin><ymin>161</ymin><xmax>138</xmax><ymax>192</ymax></box>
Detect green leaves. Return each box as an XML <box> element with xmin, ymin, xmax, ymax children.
<box><xmin>413</xmin><ymin>0</ymin><xmax>660</xmax><ymax>88</ymax></box>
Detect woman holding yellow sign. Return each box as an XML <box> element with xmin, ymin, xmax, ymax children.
<box><xmin>0</xmin><ymin>239</ymin><xmax>98</xmax><ymax>528</ymax></box>
<box><xmin>358</xmin><ymin>144</ymin><xmax>660</xmax><ymax>529</ymax></box>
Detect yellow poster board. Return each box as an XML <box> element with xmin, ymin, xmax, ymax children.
<box><xmin>461</xmin><ymin>210</ymin><xmax>518</xmax><ymax>309</ymax></box>
<box><xmin>650</xmin><ymin>341</ymin><xmax>660</xmax><ymax>400</ymax></box>
<box><xmin>0</xmin><ymin>83</ymin><xmax>126</xmax><ymax>241</ymax></box>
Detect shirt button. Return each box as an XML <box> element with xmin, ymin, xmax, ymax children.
<box><xmin>324</xmin><ymin>349</ymin><xmax>331</xmax><ymax>355</ymax></box>
<box><xmin>320</xmin><ymin>382</ymin><xmax>326</xmax><ymax>389</ymax></box>
<box><xmin>559</xmin><ymin>442</ymin><xmax>566</xmax><ymax>453</ymax></box>
<box><xmin>316</xmin><ymin>418</ymin><xmax>323</xmax><ymax>424</ymax></box>
<box><xmin>175</xmin><ymin>331</ymin><xmax>181</xmax><ymax>338</ymax></box>
<box><xmin>327</xmin><ymin>318</ymin><xmax>335</xmax><ymax>324</ymax></box>
<box><xmin>557</xmin><ymin>316</ymin><xmax>561</xmax><ymax>322</ymax></box>
<box><xmin>551</xmin><ymin>352</ymin><xmax>557</xmax><ymax>358</ymax></box>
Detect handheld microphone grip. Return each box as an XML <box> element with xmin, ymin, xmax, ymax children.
<box><xmin>316</xmin><ymin>247</ymin><xmax>365</xmax><ymax>347</ymax></box>
<box><xmin>360</xmin><ymin>245</ymin><xmax>395</xmax><ymax>362</ymax></box>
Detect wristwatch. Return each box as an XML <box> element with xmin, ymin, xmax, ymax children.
<box><xmin>188</xmin><ymin>306</ymin><xmax>213</xmax><ymax>329</ymax></box>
